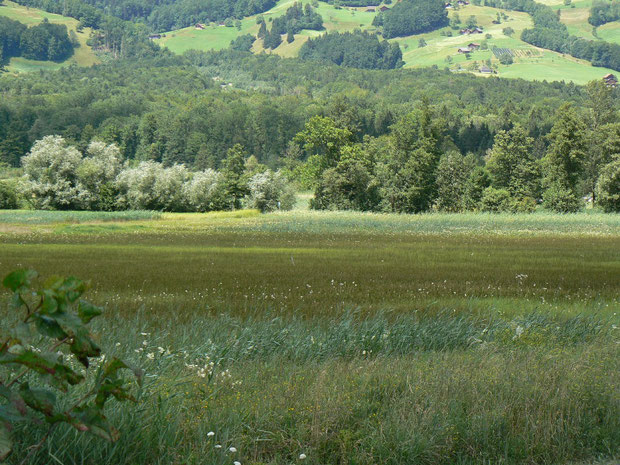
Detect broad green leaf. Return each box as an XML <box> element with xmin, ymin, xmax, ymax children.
<box><xmin>102</xmin><ymin>358</ymin><xmax>143</xmax><ymax>388</ymax></box>
<box><xmin>0</xmin><ymin>422</ymin><xmax>11</xmax><ymax>461</ymax></box>
<box><xmin>19</xmin><ymin>383</ymin><xmax>56</xmax><ymax>418</ymax></box>
<box><xmin>72</xmin><ymin>405</ymin><xmax>119</xmax><ymax>442</ymax></box>
<box><xmin>70</xmin><ymin>329</ymin><xmax>101</xmax><ymax>368</ymax></box>
<box><xmin>0</xmin><ymin>385</ymin><xmax>27</xmax><ymax>417</ymax></box>
<box><xmin>0</xmin><ymin>351</ymin><xmax>83</xmax><ymax>387</ymax></box>
<box><xmin>0</xmin><ymin>350</ymin><xmax>57</xmax><ymax>376</ymax></box>
<box><xmin>58</xmin><ymin>277</ymin><xmax>86</xmax><ymax>303</ymax></box>
<box><xmin>33</xmin><ymin>315</ymin><xmax>67</xmax><ymax>339</ymax></box>
<box><xmin>2</xmin><ymin>270</ymin><xmax>37</xmax><ymax>292</ymax></box>
<box><xmin>77</xmin><ymin>300</ymin><xmax>103</xmax><ymax>324</ymax></box>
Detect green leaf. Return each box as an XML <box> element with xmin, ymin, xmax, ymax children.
<box><xmin>72</xmin><ymin>405</ymin><xmax>119</xmax><ymax>442</ymax></box>
<box><xmin>102</xmin><ymin>358</ymin><xmax>143</xmax><ymax>387</ymax></box>
<box><xmin>0</xmin><ymin>422</ymin><xmax>11</xmax><ymax>461</ymax></box>
<box><xmin>77</xmin><ymin>300</ymin><xmax>103</xmax><ymax>324</ymax></box>
<box><xmin>2</xmin><ymin>269</ymin><xmax>37</xmax><ymax>292</ymax></box>
<box><xmin>70</xmin><ymin>328</ymin><xmax>101</xmax><ymax>367</ymax></box>
<box><xmin>0</xmin><ymin>350</ymin><xmax>83</xmax><ymax>388</ymax></box>
<box><xmin>19</xmin><ymin>383</ymin><xmax>56</xmax><ymax>418</ymax></box>
<box><xmin>0</xmin><ymin>385</ymin><xmax>27</xmax><ymax>417</ymax></box>
<box><xmin>0</xmin><ymin>350</ymin><xmax>57</xmax><ymax>376</ymax></box>
<box><xmin>33</xmin><ymin>314</ymin><xmax>67</xmax><ymax>339</ymax></box>
<box><xmin>58</xmin><ymin>277</ymin><xmax>86</xmax><ymax>303</ymax></box>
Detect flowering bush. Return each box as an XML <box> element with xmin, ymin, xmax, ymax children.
<box><xmin>246</xmin><ymin>170</ymin><xmax>296</xmax><ymax>212</ymax></box>
<box><xmin>21</xmin><ymin>136</ymin><xmax>84</xmax><ymax>210</ymax></box>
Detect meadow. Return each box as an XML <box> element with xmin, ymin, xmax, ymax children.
<box><xmin>154</xmin><ymin>0</ymin><xmax>616</xmax><ymax>84</ymax></box>
<box><xmin>0</xmin><ymin>0</ymin><xmax>100</xmax><ymax>73</ymax></box>
<box><xmin>0</xmin><ymin>209</ymin><xmax>619</xmax><ymax>464</ymax></box>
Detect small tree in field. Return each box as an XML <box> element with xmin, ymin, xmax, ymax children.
<box><xmin>0</xmin><ymin>270</ymin><xmax>142</xmax><ymax>462</ymax></box>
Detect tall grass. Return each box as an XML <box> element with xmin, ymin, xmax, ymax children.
<box><xmin>0</xmin><ymin>210</ymin><xmax>618</xmax><ymax>464</ymax></box>
<box><xmin>0</xmin><ymin>210</ymin><xmax>160</xmax><ymax>224</ymax></box>
<box><xmin>7</xmin><ymin>310</ymin><xmax>618</xmax><ymax>465</ymax></box>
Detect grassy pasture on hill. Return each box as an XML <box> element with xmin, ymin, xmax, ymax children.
<box><xmin>0</xmin><ymin>0</ymin><xmax>100</xmax><ymax>73</ymax></box>
<box><xmin>0</xmin><ymin>210</ymin><xmax>619</xmax><ymax>464</ymax></box>
<box><xmin>155</xmin><ymin>0</ymin><xmax>616</xmax><ymax>84</ymax></box>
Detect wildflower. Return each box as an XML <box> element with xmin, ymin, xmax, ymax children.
<box><xmin>214</xmin><ymin>444</ymin><xmax>222</xmax><ymax>449</ymax></box>
<box><xmin>158</xmin><ymin>346</ymin><xmax>165</xmax><ymax>354</ymax></box>
<box><xmin>207</xmin><ymin>431</ymin><xmax>215</xmax><ymax>437</ymax></box>
<box><xmin>229</xmin><ymin>447</ymin><xmax>237</xmax><ymax>453</ymax></box>
<box><xmin>234</xmin><ymin>462</ymin><xmax>241</xmax><ymax>465</ymax></box>
<box><xmin>146</xmin><ymin>353</ymin><xmax>155</xmax><ymax>360</ymax></box>
<box><xmin>299</xmin><ymin>453</ymin><xmax>307</xmax><ymax>460</ymax></box>
<box><xmin>142</xmin><ymin>340</ymin><xmax>148</xmax><ymax>346</ymax></box>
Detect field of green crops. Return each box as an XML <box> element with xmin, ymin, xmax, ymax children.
<box><xmin>1</xmin><ymin>209</ymin><xmax>619</xmax><ymax>464</ymax></box>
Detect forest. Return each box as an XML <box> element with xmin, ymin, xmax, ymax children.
<box><xmin>1</xmin><ymin>50</ymin><xmax>619</xmax><ymax>214</ymax></box>
<box><xmin>589</xmin><ymin>0</ymin><xmax>620</xmax><ymax>26</ymax></box>
<box><xmin>0</xmin><ymin>17</ymin><xmax>74</xmax><ymax>62</ymax></box>
<box><xmin>374</xmin><ymin>0</ymin><xmax>449</xmax><ymax>38</ymax></box>
<box><xmin>298</xmin><ymin>30</ymin><xmax>403</xmax><ymax>69</ymax></box>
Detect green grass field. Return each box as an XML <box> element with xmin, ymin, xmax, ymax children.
<box><xmin>1</xmin><ymin>210</ymin><xmax>619</xmax><ymax>464</ymax></box>
<box><xmin>0</xmin><ymin>0</ymin><xmax>100</xmax><ymax>73</ymax></box>
<box><xmin>154</xmin><ymin>0</ymin><xmax>616</xmax><ymax>84</ymax></box>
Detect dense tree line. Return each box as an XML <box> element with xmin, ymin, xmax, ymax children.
<box><xmin>12</xmin><ymin>0</ymin><xmax>277</xmax><ymax>32</ymax></box>
<box><xmin>373</xmin><ymin>0</ymin><xmax>448</xmax><ymax>39</ymax></box>
<box><xmin>0</xmin><ymin>51</ymin><xmax>617</xmax><ymax>212</ymax></box>
<box><xmin>486</xmin><ymin>0</ymin><xmax>620</xmax><ymax>72</ymax></box>
<box><xmin>0</xmin><ymin>50</ymin><xmax>585</xmax><ymax>172</ymax></box>
<box><xmin>3</xmin><ymin>136</ymin><xmax>295</xmax><ymax>212</ymax></box>
<box><xmin>271</xmin><ymin>3</ymin><xmax>323</xmax><ymax>35</ymax></box>
<box><xmin>299</xmin><ymin>30</ymin><xmax>403</xmax><ymax>69</ymax></box>
<box><xmin>589</xmin><ymin>0</ymin><xmax>620</xmax><ymax>26</ymax></box>
<box><xmin>0</xmin><ymin>17</ymin><xmax>74</xmax><ymax>63</ymax></box>
<box><xmin>325</xmin><ymin>0</ymin><xmax>381</xmax><ymax>5</ymax></box>
<box><xmin>10</xmin><ymin>0</ymin><xmax>163</xmax><ymax>58</ymax></box>
<box><xmin>294</xmin><ymin>87</ymin><xmax>620</xmax><ymax>213</ymax></box>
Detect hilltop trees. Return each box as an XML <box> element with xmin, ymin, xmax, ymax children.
<box><xmin>299</xmin><ymin>30</ymin><xmax>403</xmax><ymax>69</ymax></box>
<box><xmin>378</xmin><ymin>0</ymin><xmax>448</xmax><ymax>38</ymax></box>
<box><xmin>0</xmin><ymin>17</ymin><xmax>74</xmax><ymax>62</ymax></box>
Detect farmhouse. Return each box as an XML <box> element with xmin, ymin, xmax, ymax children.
<box><xmin>458</xmin><ymin>46</ymin><xmax>472</xmax><ymax>53</ymax></box>
<box><xmin>366</xmin><ymin>6</ymin><xmax>376</xmax><ymax>12</ymax></box>
<box><xmin>468</xmin><ymin>42</ymin><xmax>480</xmax><ymax>50</ymax></box>
<box><xmin>379</xmin><ymin>6</ymin><xmax>390</xmax><ymax>11</ymax></box>
<box><xmin>603</xmin><ymin>73</ymin><xmax>618</xmax><ymax>87</ymax></box>
<box><xmin>195</xmin><ymin>23</ymin><xmax>205</xmax><ymax>30</ymax></box>
<box><xmin>148</xmin><ymin>34</ymin><xmax>161</xmax><ymax>40</ymax></box>
<box><xmin>479</xmin><ymin>65</ymin><xmax>492</xmax><ymax>73</ymax></box>
<box><xmin>445</xmin><ymin>2</ymin><xmax>454</xmax><ymax>8</ymax></box>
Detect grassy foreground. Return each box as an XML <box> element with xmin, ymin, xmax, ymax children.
<box><xmin>0</xmin><ymin>210</ymin><xmax>618</xmax><ymax>464</ymax></box>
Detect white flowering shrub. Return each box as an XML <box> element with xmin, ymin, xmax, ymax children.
<box><xmin>246</xmin><ymin>170</ymin><xmax>296</xmax><ymax>212</ymax></box>
<box><xmin>184</xmin><ymin>169</ymin><xmax>225</xmax><ymax>212</ymax></box>
<box><xmin>21</xmin><ymin>136</ymin><xmax>84</xmax><ymax>210</ymax></box>
<box><xmin>76</xmin><ymin>141</ymin><xmax>123</xmax><ymax>210</ymax></box>
<box><xmin>116</xmin><ymin>161</ymin><xmax>190</xmax><ymax>211</ymax></box>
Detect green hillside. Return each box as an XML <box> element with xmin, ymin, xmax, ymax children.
<box><xmin>0</xmin><ymin>0</ymin><xmax>100</xmax><ymax>73</ymax></box>
<box><xmin>154</xmin><ymin>0</ymin><xmax>618</xmax><ymax>84</ymax></box>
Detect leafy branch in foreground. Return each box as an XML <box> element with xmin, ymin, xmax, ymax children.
<box><xmin>0</xmin><ymin>270</ymin><xmax>142</xmax><ymax>463</ymax></box>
